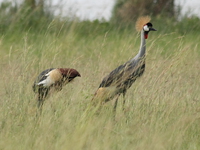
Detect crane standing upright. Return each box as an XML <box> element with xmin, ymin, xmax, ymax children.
<box><xmin>33</xmin><ymin>68</ymin><xmax>81</xmax><ymax>109</ymax></box>
<box><xmin>92</xmin><ymin>16</ymin><xmax>156</xmax><ymax>110</ymax></box>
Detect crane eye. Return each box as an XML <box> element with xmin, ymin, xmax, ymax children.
<box><xmin>143</xmin><ymin>25</ymin><xmax>149</xmax><ymax>31</ymax></box>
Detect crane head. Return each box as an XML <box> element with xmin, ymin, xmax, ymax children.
<box><xmin>135</xmin><ymin>16</ymin><xmax>156</xmax><ymax>39</ymax></box>
<box><xmin>59</xmin><ymin>68</ymin><xmax>81</xmax><ymax>78</ymax></box>
<box><xmin>143</xmin><ymin>22</ymin><xmax>156</xmax><ymax>39</ymax></box>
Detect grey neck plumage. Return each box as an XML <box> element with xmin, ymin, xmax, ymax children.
<box><xmin>131</xmin><ymin>30</ymin><xmax>146</xmax><ymax>62</ymax></box>
<box><xmin>135</xmin><ymin>30</ymin><xmax>146</xmax><ymax>59</ymax></box>
<box><xmin>138</xmin><ymin>30</ymin><xmax>146</xmax><ymax>58</ymax></box>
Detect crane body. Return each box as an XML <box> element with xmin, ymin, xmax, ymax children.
<box><xmin>33</xmin><ymin>68</ymin><xmax>81</xmax><ymax>109</ymax></box>
<box><xmin>92</xmin><ymin>16</ymin><xmax>156</xmax><ymax>110</ymax></box>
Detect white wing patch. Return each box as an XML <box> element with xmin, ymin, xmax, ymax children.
<box><xmin>37</xmin><ymin>71</ymin><xmax>55</xmax><ymax>87</ymax></box>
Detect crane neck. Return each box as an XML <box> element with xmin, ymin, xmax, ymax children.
<box><xmin>129</xmin><ymin>30</ymin><xmax>146</xmax><ymax>63</ymax></box>
<box><xmin>138</xmin><ymin>30</ymin><xmax>146</xmax><ymax>58</ymax></box>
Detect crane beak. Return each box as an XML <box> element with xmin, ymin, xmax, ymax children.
<box><xmin>150</xmin><ymin>27</ymin><xmax>157</xmax><ymax>31</ymax></box>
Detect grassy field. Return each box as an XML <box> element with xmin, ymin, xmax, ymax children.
<box><xmin>0</xmin><ymin>21</ymin><xmax>199</xmax><ymax>150</ymax></box>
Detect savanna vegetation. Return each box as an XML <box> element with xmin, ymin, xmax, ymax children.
<box><xmin>0</xmin><ymin>0</ymin><xmax>199</xmax><ymax>150</ymax></box>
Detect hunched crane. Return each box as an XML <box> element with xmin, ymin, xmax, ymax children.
<box><xmin>33</xmin><ymin>68</ymin><xmax>81</xmax><ymax>109</ymax></box>
<box><xmin>92</xmin><ymin>16</ymin><xmax>156</xmax><ymax>111</ymax></box>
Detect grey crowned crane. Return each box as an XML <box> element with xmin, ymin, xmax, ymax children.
<box><xmin>92</xmin><ymin>16</ymin><xmax>156</xmax><ymax>111</ymax></box>
<box><xmin>33</xmin><ymin>68</ymin><xmax>81</xmax><ymax>109</ymax></box>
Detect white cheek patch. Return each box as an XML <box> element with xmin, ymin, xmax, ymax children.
<box><xmin>143</xmin><ymin>25</ymin><xmax>149</xmax><ymax>31</ymax></box>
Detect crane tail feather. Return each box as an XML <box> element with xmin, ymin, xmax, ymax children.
<box><xmin>92</xmin><ymin>87</ymin><xmax>117</xmax><ymax>105</ymax></box>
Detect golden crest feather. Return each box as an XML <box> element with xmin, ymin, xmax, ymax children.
<box><xmin>135</xmin><ymin>16</ymin><xmax>151</xmax><ymax>32</ymax></box>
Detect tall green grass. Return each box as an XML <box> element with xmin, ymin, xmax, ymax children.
<box><xmin>0</xmin><ymin>19</ymin><xmax>199</xmax><ymax>150</ymax></box>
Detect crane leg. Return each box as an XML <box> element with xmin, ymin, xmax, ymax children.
<box><xmin>122</xmin><ymin>93</ymin><xmax>126</xmax><ymax>111</ymax></box>
<box><xmin>37</xmin><ymin>99</ymin><xmax>44</xmax><ymax>109</ymax></box>
<box><xmin>113</xmin><ymin>94</ymin><xmax>120</xmax><ymax>113</ymax></box>
<box><xmin>37</xmin><ymin>89</ymin><xmax>49</xmax><ymax>109</ymax></box>
<box><xmin>36</xmin><ymin>98</ymin><xmax>44</xmax><ymax>117</ymax></box>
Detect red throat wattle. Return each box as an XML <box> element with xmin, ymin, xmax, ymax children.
<box><xmin>144</xmin><ymin>33</ymin><xmax>148</xmax><ymax>39</ymax></box>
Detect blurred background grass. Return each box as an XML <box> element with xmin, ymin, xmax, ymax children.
<box><xmin>0</xmin><ymin>0</ymin><xmax>199</xmax><ymax>150</ymax></box>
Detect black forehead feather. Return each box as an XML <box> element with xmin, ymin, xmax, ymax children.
<box><xmin>146</xmin><ymin>22</ymin><xmax>153</xmax><ymax>27</ymax></box>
